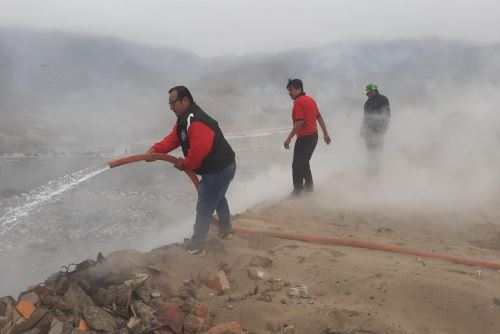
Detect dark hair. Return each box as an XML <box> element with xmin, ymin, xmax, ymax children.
<box><xmin>286</xmin><ymin>78</ymin><xmax>303</xmax><ymax>91</ymax></box>
<box><xmin>169</xmin><ymin>86</ymin><xmax>194</xmax><ymax>104</ymax></box>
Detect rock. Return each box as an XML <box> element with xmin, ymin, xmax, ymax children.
<box><xmin>19</xmin><ymin>291</ymin><xmax>40</xmax><ymax>307</ymax></box>
<box><xmin>226</xmin><ymin>304</ymin><xmax>234</xmax><ymax>310</ymax></box>
<box><xmin>10</xmin><ymin>307</ymin><xmax>50</xmax><ymax>334</ymax></box>
<box><xmin>180</xmin><ymin>300</ymin><xmax>193</xmax><ymax>314</ymax></box>
<box><xmin>193</xmin><ymin>303</ymin><xmax>210</xmax><ymax>320</ymax></box>
<box><xmin>183</xmin><ymin>314</ymin><xmax>205</xmax><ymax>334</ymax></box>
<box><xmin>154</xmin><ymin>303</ymin><xmax>185</xmax><ymax>334</ymax></box>
<box><xmin>41</xmin><ymin>294</ymin><xmax>67</xmax><ymax>311</ymax></box>
<box><xmin>133</xmin><ymin>301</ymin><xmax>156</xmax><ymax>326</ymax></box>
<box><xmin>93</xmin><ymin>284</ymin><xmax>131</xmax><ymax>308</ymax></box>
<box><xmin>494</xmin><ymin>297</ymin><xmax>500</xmax><ymax>306</ymax></box>
<box><xmin>204</xmin><ymin>322</ymin><xmax>245</xmax><ymax>334</ymax></box>
<box><xmin>1</xmin><ymin>297</ymin><xmax>25</xmax><ymax>334</ymax></box>
<box><xmin>151</xmin><ymin>292</ymin><xmax>161</xmax><ymax>298</ymax></box>
<box><xmin>48</xmin><ymin>317</ymin><xmax>64</xmax><ymax>334</ymax></box>
<box><xmin>249</xmin><ymin>255</ymin><xmax>273</xmax><ymax>268</ymax></box>
<box><xmin>63</xmin><ymin>284</ymin><xmax>94</xmax><ymax>313</ymax></box>
<box><xmin>0</xmin><ymin>316</ymin><xmax>9</xmax><ymax>331</ymax></box>
<box><xmin>201</xmin><ymin>272</ymin><xmax>224</xmax><ymax>294</ymax></box>
<box><xmin>135</xmin><ymin>280</ymin><xmax>154</xmax><ymax>304</ymax></box>
<box><xmin>82</xmin><ymin>305</ymin><xmax>119</xmax><ymax>332</ymax></box>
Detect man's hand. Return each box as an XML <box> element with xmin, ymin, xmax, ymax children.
<box><xmin>174</xmin><ymin>158</ymin><xmax>185</xmax><ymax>171</ymax></box>
<box><xmin>145</xmin><ymin>148</ymin><xmax>156</xmax><ymax>162</ymax></box>
<box><xmin>324</xmin><ymin>134</ymin><xmax>331</xmax><ymax>145</ymax></box>
<box><xmin>284</xmin><ymin>137</ymin><xmax>292</xmax><ymax>149</ymax></box>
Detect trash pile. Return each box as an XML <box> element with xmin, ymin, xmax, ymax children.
<box><xmin>0</xmin><ymin>249</ymin><xmax>248</xmax><ymax>334</ymax></box>
<box><xmin>2</xmin><ymin>238</ymin><xmax>351</xmax><ymax>334</ymax></box>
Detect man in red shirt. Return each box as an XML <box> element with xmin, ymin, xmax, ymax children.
<box><xmin>284</xmin><ymin>79</ymin><xmax>331</xmax><ymax>196</ymax></box>
<box><xmin>146</xmin><ymin>86</ymin><xmax>236</xmax><ymax>256</ymax></box>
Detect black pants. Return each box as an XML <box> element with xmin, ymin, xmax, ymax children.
<box><xmin>292</xmin><ymin>132</ymin><xmax>318</xmax><ymax>192</ymax></box>
<box><xmin>363</xmin><ymin>129</ymin><xmax>385</xmax><ymax>176</ymax></box>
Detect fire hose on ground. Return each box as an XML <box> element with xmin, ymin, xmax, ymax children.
<box><xmin>108</xmin><ymin>153</ymin><xmax>500</xmax><ymax>271</ymax></box>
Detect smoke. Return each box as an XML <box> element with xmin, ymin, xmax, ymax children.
<box><xmin>1</xmin><ymin>31</ymin><xmax>500</xmax><ymax>297</ymax></box>
<box><xmin>301</xmin><ymin>83</ymin><xmax>500</xmax><ymax>214</ymax></box>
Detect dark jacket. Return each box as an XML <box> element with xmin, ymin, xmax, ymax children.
<box><xmin>363</xmin><ymin>94</ymin><xmax>390</xmax><ymax>133</ymax></box>
<box><xmin>153</xmin><ymin>103</ymin><xmax>235</xmax><ymax>175</ymax></box>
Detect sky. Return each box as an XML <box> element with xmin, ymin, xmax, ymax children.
<box><xmin>1</xmin><ymin>0</ymin><xmax>500</xmax><ymax>56</ymax></box>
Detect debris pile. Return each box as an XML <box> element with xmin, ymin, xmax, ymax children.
<box><xmin>0</xmin><ymin>249</ymin><xmax>246</xmax><ymax>334</ymax></box>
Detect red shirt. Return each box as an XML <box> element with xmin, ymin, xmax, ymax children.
<box><xmin>152</xmin><ymin>122</ymin><xmax>215</xmax><ymax>171</ymax></box>
<box><xmin>292</xmin><ymin>94</ymin><xmax>321</xmax><ymax>137</ymax></box>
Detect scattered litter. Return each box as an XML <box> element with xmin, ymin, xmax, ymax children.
<box><xmin>287</xmin><ymin>285</ymin><xmax>309</xmax><ymax>298</ymax></box>
<box><xmin>151</xmin><ymin>292</ymin><xmax>161</xmax><ymax>298</ymax></box>
<box><xmin>123</xmin><ymin>273</ymin><xmax>148</xmax><ymax>287</ymax></box>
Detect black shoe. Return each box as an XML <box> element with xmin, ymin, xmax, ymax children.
<box><xmin>288</xmin><ymin>190</ymin><xmax>301</xmax><ymax>198</ymax></box>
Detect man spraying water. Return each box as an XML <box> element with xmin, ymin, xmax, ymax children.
<box><xmin>146</xmin><ymin>86</ymin><xmax>236</xmax><ymax>256</ymax></box>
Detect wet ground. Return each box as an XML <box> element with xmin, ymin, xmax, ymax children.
<box><xmin>0</xmin><ymin>133</ymin><xmax>290</xmax><ymax>297</ymax></box>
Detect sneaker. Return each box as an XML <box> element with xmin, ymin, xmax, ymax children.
<box><xmin>188</xmin><ymin>248</ymin><xmax>206</xmax><ymax>256</ymax></box>
<box><xmin>218</xmin><ymin>232</ymin><xmax>234</xmax><ymax>240</ymax></box>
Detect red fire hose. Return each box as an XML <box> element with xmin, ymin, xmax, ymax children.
<box><xmin>109</xmin><ymin>153</ymin><xmax>500</xmax><ymax>271</ymax></box>
<box><xmin>109</xmin><ymin>153</ymin><xmax>200</xmax><ymax>189</ymax></box>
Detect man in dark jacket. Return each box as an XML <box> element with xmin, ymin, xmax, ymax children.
<box><xmin>361</xmin><ymin>83</ymin><xmax>390</xmax><ymax>175</ymax></box>
<box><xmin>147</xmin><ymin>86</ymin><xmax>236</xmax><ymax>255</ymax></box>
<box><xmin>284</xmin><ymin>79</ymin><xmax>331</xmax><ymax>196</ymax></box>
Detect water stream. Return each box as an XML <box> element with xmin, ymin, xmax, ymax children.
<box><xmin>0</xmin><ymin>164</ymin><xmax>109</xmax><ymax>237</ymax></box>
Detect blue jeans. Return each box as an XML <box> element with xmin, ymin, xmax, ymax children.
<box><xmin>191</xmin><ymin>162</ymin><xmax>236</xmax><ymax>250</ymax></box>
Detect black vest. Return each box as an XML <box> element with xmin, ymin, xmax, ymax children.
<box><xmin>177</xmin><ymin>103</ymin><xmax>235</xmax><ymax>175</ymax></box>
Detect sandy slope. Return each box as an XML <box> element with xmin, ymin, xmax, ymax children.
<box><xmin>4</xmin><ymin>186</ymin><xmax>500</xmax><ymax>334</ymax></box>
<box><xmin>105</xmin><ymin>187</ymin><xmax>500</xmax><ymax>334</ymax></box>
<box><xmin>225</xmin><ymin>193</ymin><xmax>500</xmax><ymax>333</ymax></box>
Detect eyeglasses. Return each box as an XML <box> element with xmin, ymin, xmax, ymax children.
<box><xmin>168</xmin><ymin>98</ymin><xmax>180</xmax><ymax>106</ymax></box>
